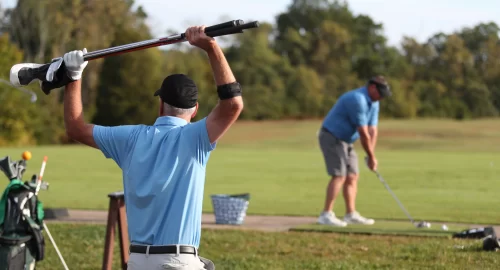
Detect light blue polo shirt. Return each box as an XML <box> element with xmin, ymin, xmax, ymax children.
<box><xmin>322</xmin><ymin>86</ymin><xmax>379</xmax><ymax>144</ymax></box>
<box><xmin>92</xmin><ymin>116</ymin><xmax>216</xmax><ymax>248</ymax></box>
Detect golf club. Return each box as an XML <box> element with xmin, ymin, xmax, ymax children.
<box><xmin>0</xmin><ymin>78</ymin><xmax>37</xmax><ymax>103</ymax></box>
<box><xmin>9</xmin><ymin>19</ymin><xmax>260</xmax><ymax>95</ymax></box>
<box><xmin>34</xmin><ymin>156</ymin><xmax>69</xmax><ymax>270</ymax></box>
<box><xmin>18</xmin><ymin>155</ymin><xmax>68</xmax><ymax>270</ymax></box>
<box><xmin>364</xmin><ymin>157</ymin><xmax>430</xmax><ymax>228</ymax></box>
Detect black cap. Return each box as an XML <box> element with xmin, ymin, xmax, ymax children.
<box><xmin>153</xmin><ymin>74</ymin><xmax>198</xmax><ymax>109</ymax></box>
<box><xmin>368</xmin><ymin>75</ymin><xmax>392</xmax><ymax>98</ymax></box>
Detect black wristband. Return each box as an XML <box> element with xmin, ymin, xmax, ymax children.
<box><xmin>217</xmin><ymin>82</ymin><xmax>242</xmax><ymax>100</ymax></box>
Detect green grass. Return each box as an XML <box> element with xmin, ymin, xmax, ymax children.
<box><xmin>291</xmin><ymin>220</ymin><xmax>466</xmax><ymax>238</ymax></box>
<box><xmin>1</xmin><ymin>119</ymin><xmax>500</xmax><ymax>224</ymax></box>
<box><xmin>35</xmin><ymin>223</ymin><xmax>500</xmax><ymax>270</ymax></box>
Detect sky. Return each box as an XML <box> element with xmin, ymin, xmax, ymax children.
<box><xmin>2</xmin><ymin>0</ymin><xmax>500</xmax><ymax>47</ymax></box>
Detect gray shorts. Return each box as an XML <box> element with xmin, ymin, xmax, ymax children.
<box><xmin>318</xmin><ymin>128</ymin><xmax>359</xmax><ymax>177</ymax></box>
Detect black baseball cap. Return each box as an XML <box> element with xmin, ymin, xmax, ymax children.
<box><xmin>368</xmin><ymin>76</ymin><xmax>392</xmax><ymax>98</ymax></box>
<box><xmin>153</xmin><ymin>74</ymin><xmax>198</xmax><ymax>109</ymax></box>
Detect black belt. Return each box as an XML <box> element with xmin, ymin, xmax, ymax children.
<box><xmin>321</xmin><ymin>127</ymin><xmax>336</xmax><ymax>138</ymax></box>
<box><xmin>129</xmin><ymin>244</ymin><xmax>197</xmax><ymax>255</ymax></box>
<box><xmin>321</xmin><ymin>127</ymin><xmax>347</xmax><ymax>144</ymax></box>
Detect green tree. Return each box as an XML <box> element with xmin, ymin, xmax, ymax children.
<box><xmin>225</xmin><ymin>22</ymin><xmax>290</xmax><ymax>119</ymax></box>
<box><xmin>2</xmin><ymin>0</ymin><xmax>148</xmax><ymax>119</ymax></box>
<box><xmin>0</xmin><ymin>33</ymin><xmax>37</xmax><ymax>146</ymax></box>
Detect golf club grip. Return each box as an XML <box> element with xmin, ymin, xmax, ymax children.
<box><xmin>204</xmin><ymin>19</ymin><xmax>244</xmax><ymax>32</ymax></box>
<box><xmin>205</xmin><ymin>21</ymin><xmax>260</xmax><ymax>37</ymax></box>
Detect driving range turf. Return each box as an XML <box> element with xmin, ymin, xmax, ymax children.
<box><xmin>36</xmin><ymin>224</ymin><xmax>499</xmax><ymax>270</ymax></box>
<box><xmin>2</xmin><ymin>119</ymin><xmax>500</xmax><ymax>269</ymax></box>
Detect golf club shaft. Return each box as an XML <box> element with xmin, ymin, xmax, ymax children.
<box><xmin>374</xmin><ymin>171</ymin><xmax>415</xmax><ymax>223</ymax></box>
<box><xmin>35</xmin><ymin>156</ymin><xmax>48</xmax><ymax>195</ymax></box>
<box><xmin>0</xmin><ymin>78</ymin><xmax>37</xmax><ymax>99</ymax></box>
<box><xmin>44</xmin><ymin>223</ymin><xmax>69</xmax><ymax>270</ymax></box>
<box><xmin>82</xmin><ymin>19</ymin><xmax>244</xmax><ymax>58</ymax></box>
<box><xmin>83</xmin><ymin>20</ymin><xmax>256</xmax><ymax>61</ymax></box>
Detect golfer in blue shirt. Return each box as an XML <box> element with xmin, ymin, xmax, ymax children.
<box><xmin>60</xmin><ymin>25</ymin><xmax>244</xmax><ymax>269</ymax></box>
<box><xmin>317</xmin><ymin>76</ymin><xmax>391</xmax><ymax>227</ymax></box>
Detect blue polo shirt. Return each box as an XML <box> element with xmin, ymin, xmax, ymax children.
<box><xmin>322</xmin><ymin>86</ymin><xmax>379</xmax><ymax>144</ymax></box>
<box><xmin>92</xmin><ymin>116</ymin><xmax>216</xmax><ymax>248</ymax></box>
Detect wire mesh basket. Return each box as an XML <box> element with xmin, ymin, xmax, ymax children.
<box><xmin>210</xmin><ymin>193</ymin><xmax>250</xmax><ymax>225</ymax></box>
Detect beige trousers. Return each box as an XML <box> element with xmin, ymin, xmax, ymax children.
<box><xmin>127</xmin><ymin>252</ymin><xmax>208</xmax><ymax>270</ymax></box>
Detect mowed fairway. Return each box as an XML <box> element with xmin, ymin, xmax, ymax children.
<box><xmin>1</xmin><ymin>119</ymin><xmax>500</xmax><ymax>224</ymax></box>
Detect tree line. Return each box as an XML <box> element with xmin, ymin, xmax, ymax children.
<box><xmin>0</xmin><ymin>0</ymin><xmax>499</xmax><ymax>146</ymax></box>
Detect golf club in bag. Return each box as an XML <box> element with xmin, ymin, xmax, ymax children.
<box><xmin>0</xmin><ymin>153</ymin><xmax>69</xmax><ymax>270</ymax></box>
<box><xmin>364</xmin><ymin>157</ymin><xmax>430</xmax><ymax>228</ymax></box>
<box><xmin>9</xmin><ymin>19</ymin><xmax>260</xmax><ymax>95</ymax></box>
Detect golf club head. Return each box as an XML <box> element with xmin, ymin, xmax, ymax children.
<box><xmin>15</xmin><ymin>160</ymin><xmax>27</xmax><ymax>180</ymax></box>
<box><xmin>415</xmin><ymin>221</ymin><xmax>431</xmax><ymax>228</ymax></box>
<box><xmin>30</xmin><ymin>174</ymin><xmax>49</xmax><ymax>191</ymax></box>
<box><xmin>0</xmin><ymin>156</ymin><xmax>17</xmax><ymax>180</ymax></box>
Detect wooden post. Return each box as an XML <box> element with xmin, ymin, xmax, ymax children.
<box><xmin>102</xmin><ymin>191</ymin><xmax>129</xmax><ymax>270</ymax></box>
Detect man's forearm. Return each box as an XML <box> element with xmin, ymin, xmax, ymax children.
<box><xmin>64</xmin><ymin>80</ymin><xmax>86</xmax><ymax>137</ymax></box>
<box><xmin>203</xmin><ymin>41</ymin><xmax>243</xmax><ymax>144</ymax></box>
<box><xmin>360</xmin><ymin>134</ymin><xmax>375</xmax><ymax>158</ymax></box>
<box><xmin>369</xmin><ymin>128</ymin><xmax>378</xmax><ymax>150</ymax></box>
<box><xmin>205</xmin><ymin>43</ymin><xmax>236</xmax><ymax>86</ymax></box>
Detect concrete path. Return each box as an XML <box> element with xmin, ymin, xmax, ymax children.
<box><xmin>45</xmin><ymin>209</ymin><xmax>318</xmax><ymax>232</ymax></box>
<box><xmin>44</xmin><ymin>209</ymin><xmax>493</xmax><ymax>232</ymax></box>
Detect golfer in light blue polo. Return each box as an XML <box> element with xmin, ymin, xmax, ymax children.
<box><xmin>60</xmin><ymin>26</ymin><xmax>244</xmax><ymax>269</ymax></box>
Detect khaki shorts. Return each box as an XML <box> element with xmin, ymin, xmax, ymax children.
<box><xmin>318</xmin><ymin>128</ymin><xmax>359</xmax><ymax>177</ymax></box>
<box><xmin>127</xmin><ymin>253</ymin><xmax>214</xmax><ymax>270</ymax></box>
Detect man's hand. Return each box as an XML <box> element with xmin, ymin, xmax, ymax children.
<box><xmin>185</xmin><ymin>26</ymin><xmax>217</xmax><ymax>52</ymax></box>
<box><xmin>367</xmin><ymin>156</ymin><xmax>378</xmax><ymax>171</ymax></box>
<box><xmin>63</xmin><ymin>48</ymin><xmax>88</xmax><ymax>80</ymax></box>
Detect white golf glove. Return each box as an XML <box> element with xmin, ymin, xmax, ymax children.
<box><xmin>63</xmin><ymin>48</ymin><xmax>88</xmax><ymax>80</ymax></box>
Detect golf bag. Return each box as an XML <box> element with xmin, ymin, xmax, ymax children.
<box><xmin>0</xmin><ymin>156</ymin><xmax>45</xmax><ymax>270</ymax></box>
<box><xmin>453</xmin><ymin>227</ymin><xmax>500</xmax><ymax>251</ymax></box>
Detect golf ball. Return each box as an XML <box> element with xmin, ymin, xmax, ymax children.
<box><xmin>442</xmin><ymin>224</ymin><xmax>448</xmax><ymax>231</ymax></box>
<box><xmin>22</xmin><ymin>151</ymin><xmax>32</xmax><ymax>161</ymax></box>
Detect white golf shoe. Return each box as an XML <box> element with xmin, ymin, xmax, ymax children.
<box><xmin>317</xmin><ymin>211</ymin><xmax>347</xmax><ymax>227</ymax></box>
<box><xmin>343</xmin><ymin>211</ymin><xmax>375</xmax><ymax>225</ymax></box>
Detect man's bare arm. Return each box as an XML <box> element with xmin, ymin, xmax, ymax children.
<box><xmin>368</xmin><ymin>126</ymin><xmax>378</xmax><ymax>150</ymax></box>
<box><xmin>64</xmin><ymin>79</ymin><xmax>97</xmax><ymax>148</ymax></box>
<box><xmin>357</xmin><ymin>126</ymin><xmax>375</xmax><ymax>158</ymax></box>
<box><xmin>200</xmin><ymin>35</ymin><xmax>243</xmax><ymax>144</ymax></box>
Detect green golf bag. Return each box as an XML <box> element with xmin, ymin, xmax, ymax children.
<box><xmin>0</xmin><ymin>156</ymin><xmax>46</xmax><ymax>270</ymax></box>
